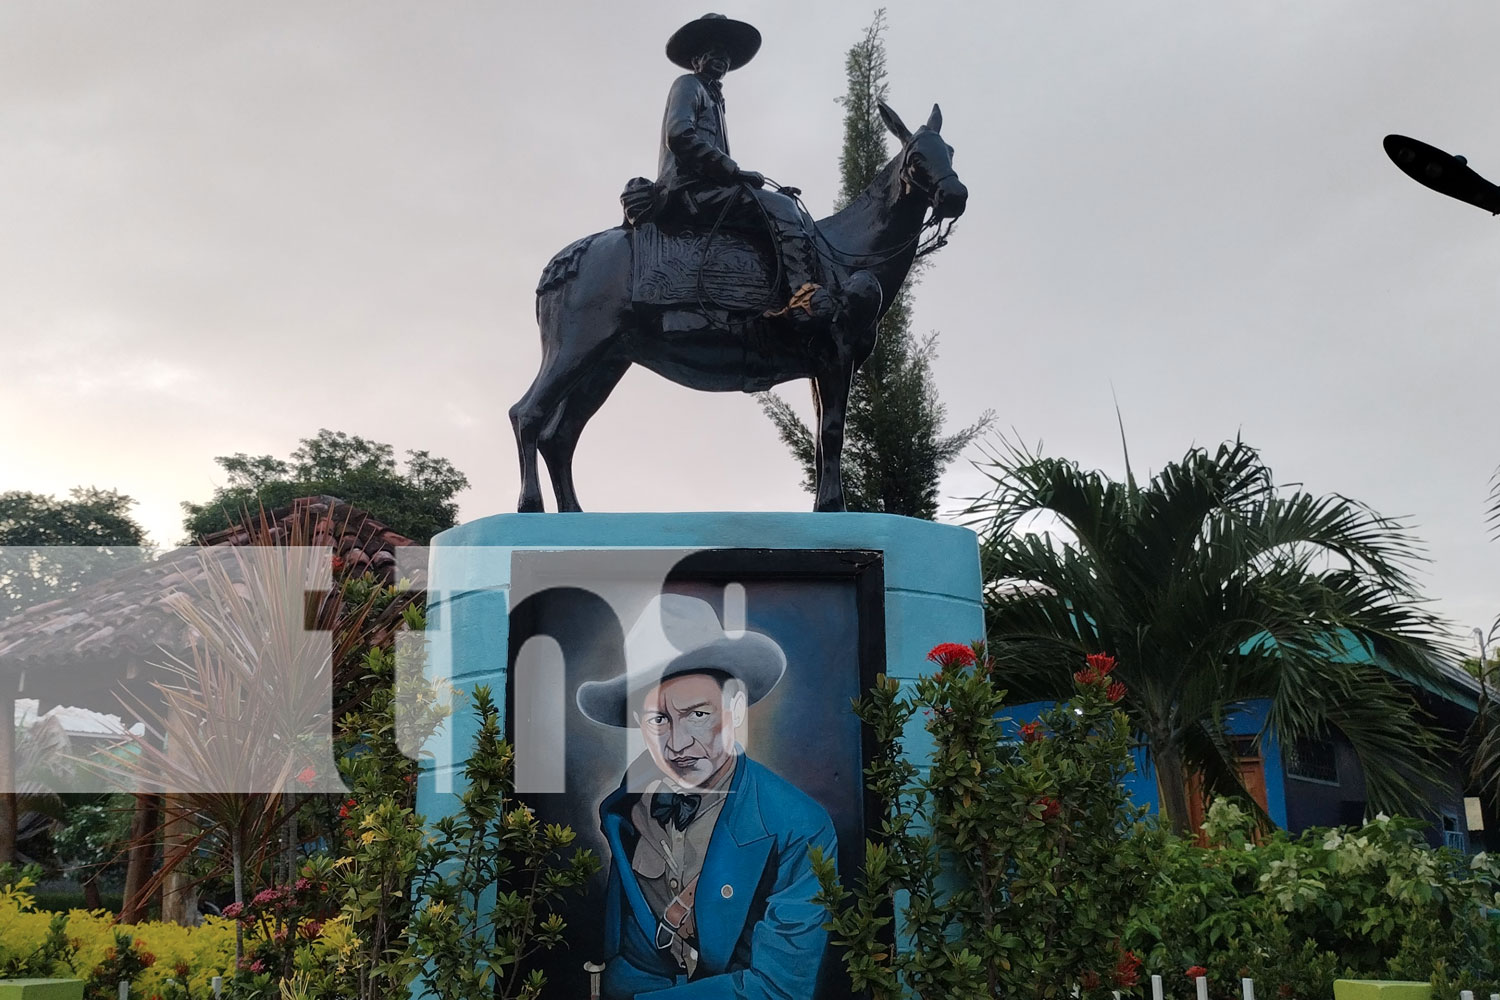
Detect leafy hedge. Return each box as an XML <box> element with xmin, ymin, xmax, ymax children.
<box><xmin>0</xmin><ymin>867</ymin><xmax>237</xmax><ymax>998</ymax></box>
<box><xmin>1125</xmin><ymin>800</ymin><xmax>1500</xmax><ymax>999</ymax></box>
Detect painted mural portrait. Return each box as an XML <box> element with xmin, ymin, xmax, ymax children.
<box><xmin>575</xmin><ymin>593</ymin><xmax>837</xmax><ymax>999</ymax></box>
<box><xmin>505</xmin><ymin>547</ymin><xmax>881</xmax><ymax>999</ymax></box>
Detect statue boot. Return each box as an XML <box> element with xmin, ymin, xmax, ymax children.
<box><xmin>765</xmin><ymin>228</ymin><xmax>839</xmax><ymax>327</ymax></box>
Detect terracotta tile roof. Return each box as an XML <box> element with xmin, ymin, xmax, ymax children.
<box><xmin>0</xmin><ymin>497</ymin><xmax>420</xmax><ymax>673</ymax></box>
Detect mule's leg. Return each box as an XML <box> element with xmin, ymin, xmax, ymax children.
<box><xmin>809</xmin><ymin>378</ymin><xmax>827</xmax><ymax>507</ymax></box>
<box><xmin>813</xmin><ymin>361</ymin><xmax>854</xmax><ymax>512</ymax></box>
<box><xmin>538</xmin><ymin>359</ymin><xmax>631</xmax><ymax>513</ymax></box>
<box><xmin>511</xmin><ymin>231</ymin><xmax>634</xmax><ymax>512</ymax></box>
<box><xmin>510</xmin><ymin>364</ymin><xmax>555</xmax><ymax>512</ymax></box>
<box><xmin>509</xmin><ymin>337</ymin><xmax>613</xmax><ymax>513</ymax></box>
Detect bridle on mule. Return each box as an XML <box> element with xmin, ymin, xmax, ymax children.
<box><xmin>784</xmin><ymin>139</ymin><xmax>959</xmax><ymax>267</ymax></box>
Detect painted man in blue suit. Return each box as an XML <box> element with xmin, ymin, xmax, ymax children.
<box><xmin>576</xmin><ymin>593</ymin><xmax>838</xmax><ymax>1000</ymax></box>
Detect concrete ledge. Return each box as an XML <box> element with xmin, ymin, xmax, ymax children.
<box><xmin>1333</xmin><ymin>981</ymin><xmax>1433</xmax><ymax>1000</ymax></box>
<box><xmin>0</xmin><ymin>981</ymin><xmax>86</xmax><ymax>1000</ymax></box>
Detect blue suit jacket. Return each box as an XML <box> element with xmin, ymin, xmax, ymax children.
<box><xmin>598</xmin><ymin>754</ymin><xmax>838</xmax><ymax>1000</ymax></box>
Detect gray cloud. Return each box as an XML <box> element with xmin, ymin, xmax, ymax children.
<box><xmin>1</xmin><ymin>0</ymin><xmax>1496</xmax><ymax>638</ymax></box>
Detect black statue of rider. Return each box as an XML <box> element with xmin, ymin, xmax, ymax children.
<box><xmin>657</xmin><ymin>13</ymin><xmax>840</xmax><ymax>327</ymax></box>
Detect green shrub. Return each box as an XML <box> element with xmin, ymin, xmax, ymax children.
<box><xmin>1126</xmin><ymin>800</ymin><xmax>1500</xmax><ymax>999</ymax></box>
<box><xmin>0</xmin><ymin>864</ymin><xmax>237</xmax><ymax>997</ymax></box>
<box><xmin>814</xmin><ymin>645</ymin><xmax>1154</xmax><ymax>1000</ymax></box>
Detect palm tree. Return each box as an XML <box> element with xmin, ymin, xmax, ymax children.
<box><xmin>1464</xmin><ymin>477</ymin><xmax>1500</xmax><ymax>806</ymax></box>
<box><xmin>970</xmin><ymin>438</ymin><xmax>1453</xmax><ymax>836</ymax></box>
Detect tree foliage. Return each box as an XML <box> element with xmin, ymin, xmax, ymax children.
<box><xmin>816</xmin><ymin>644</ymin><xmax>1152</xmax><ymax>1000</ymax></box>
<box><xmin>181</xmin><ymin>429</ymin><xmax>469</xmax><ymax>544</ymax></box>
<box><xmin>1127</xmin><ymin>800</ymin><xmax>1500</xmax><ymax>998</ymax></box>
<box><xmin>971</xmin><ymin>437</ymin><xmax>1453</xmax><ymax>835</ymax></box>
<box><xmin>1464</xmin><ymin>482</ymin><xmax>1500</xmax><ymax>808</ymax></box>
<box><xmin>0</xmin><ymin>487</ymin><xmax>149</xmax><ymax>620</ymax></box>
<box><xmin>757</xmin><ymin>9</ymin><xmax>991</xmax><ymax>519</ymax></box>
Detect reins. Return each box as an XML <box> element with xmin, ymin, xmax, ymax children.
<box><xmin>690</xmin><ymin>141</ymin><xmax>957</xmax><ymax>316</ymax></box>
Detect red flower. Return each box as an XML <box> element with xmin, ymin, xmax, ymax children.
<box><xmin>295</xmin><ymin>766</ymin><xmax>317</xmax><ymax>787</ymax></box>
<box><xmin>1081</xmin><ymin>971</ymin><xmax>1102</xmax><ymax>991</ymax></box>
<box><xmin>1019</xmin><ymin>721</ymin><xmax>1044</xmax><ymax>743</ymax></box>
<box><xmin>928</xmin><ymin>642</ymin><xmax>977</xmax><ymax>669</ymax></box>
<box><xmin>1074</xmin><ymin>668</ymin><xmax>1098</xmax><ymax>686</ymax></box>
<box><xmin>1113</xmin><ymin>950</ymin><xmax>1142</xmax><ymax>988</ymax></box>
<box><xmin>1278</xmin><ymin>986</ymin><xmax>1294</xmax><ymax>998</ymax></box>
<box><xmin>1106</xmin><ymin>681</ymin><xmax>1127</xmax><ymax>703</ymax></box>
<box><xmin>301</xmin><ymin>919</ymin><xmax>326</xmax><ymax>939</ymax></box>
<box><xmin>1038</xmin><ymin>796</ymin><xmax>1061</xmax><ymax>821</ymax></box>
<box><xmin>1186</xmin><ymin>966</ymin><xmax>1208</xmax><ymax>980</ymax></box>
<box><xmin>140</xmin><ymin>952</ymin><xmax>156</xmax><ymax>968</ymax></box>
<box><xmin>331</xmin><ymin>555</ymin><xmax>346</xmax><ymax>573</ymax></box>
<box><xmin>174</xmin><ymin>961</ymin><xmax>191</xmax><ymax>979</ymax></box>
<box><xmin>1085</xmin><ymin>653</ymin><xmax>1117</xmax><ymax>676</ymax></box>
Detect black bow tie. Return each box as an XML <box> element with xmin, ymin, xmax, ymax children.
<box><xmin>650</xmin><ymin>791</ymin><xmax>702</xmax><ymax>831</ymax></box>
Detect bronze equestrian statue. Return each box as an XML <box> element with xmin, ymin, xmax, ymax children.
<box><xmin>512</xmin><ymin>13</ymin><xmax>968</xmax><ymax>512</ymax></box>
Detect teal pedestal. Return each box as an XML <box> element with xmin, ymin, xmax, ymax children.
<box><xmin>417</xmin><ymin>512</ymin><xmax>983</xmax><ymax>790</ymax></box>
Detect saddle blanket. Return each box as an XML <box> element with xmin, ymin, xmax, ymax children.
<box><xmin>631</xmin><ymin>224</ymin><xmax>780</xmax><ymax>313</ymax></box>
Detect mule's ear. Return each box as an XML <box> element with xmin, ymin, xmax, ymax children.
<box><xmin>926</xmin><ymin>103</ymin><xmax>943</xmax><ymax>133</ymax></box>
<box><xmin>878</xmin><ymin>101</ymin><xmax>913</xmax><ymax>143</ymax></box>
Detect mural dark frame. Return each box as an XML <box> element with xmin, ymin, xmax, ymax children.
<box><xmin>504</xmin><ymin>546</ymin><xmax>886</xmax><ymax>999</ymax></box>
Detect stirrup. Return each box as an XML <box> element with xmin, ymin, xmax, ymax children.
<box><xmin>764</xmin><ymin>283</ymin><xmax>833</xmax><ymax>321</ymax></box>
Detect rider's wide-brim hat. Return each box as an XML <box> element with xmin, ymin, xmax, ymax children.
<box><xmin>576</xmin><ymin>593</ymin><xmax>786</xmax><ymax>728</ymax></box>
<box><xmin>666</xmin><ymin>13</ymin><xmax>762</xmax><ymax>71</ymax></box>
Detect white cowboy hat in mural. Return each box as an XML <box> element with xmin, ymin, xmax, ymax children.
<box><xmin>575</xmin><ymin>593</ymin><xmax>786</xmax><ymax>729</ymax></box>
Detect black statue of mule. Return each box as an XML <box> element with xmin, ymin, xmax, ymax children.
<box><xmin>511</xmin><ymin>101</ymin><xmax>967</xmax><ymax>512</ymax></box>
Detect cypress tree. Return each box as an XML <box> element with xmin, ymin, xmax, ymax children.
<box><xmin>758</xmin><ymin>9</ymin><xmax>991</xmax><ymax>519</ymax></box>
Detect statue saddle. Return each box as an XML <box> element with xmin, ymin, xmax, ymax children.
<box><xmin>619</xmin><ymin>176</ymin><xmax>813</xmax><ymax>314</ymax></box>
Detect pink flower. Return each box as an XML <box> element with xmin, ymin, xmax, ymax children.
<box><xmin>296</xmin><ymin>767</ymin><xmax>317</xmax><ymax>787</ymax></box>
<box><xmin>221</xmin><ymin>902</ymin><xmax>244</xmax><ymax>919</ymax></box>
<box><xmin>927</xmin><ymin>642</ymin><xmax>977</xmax><ymax>669</ymax></box>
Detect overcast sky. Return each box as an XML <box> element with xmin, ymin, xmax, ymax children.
<box><xmin>2</xmin><ymin>1</ymin><xmax>1497</xmax><ymax>645</ymax></box>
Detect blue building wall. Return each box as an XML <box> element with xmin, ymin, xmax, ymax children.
<box><xmin>1001</xmin><ymin>697</ymin><xmax>1289</xmax><ymax>829</ymax></box>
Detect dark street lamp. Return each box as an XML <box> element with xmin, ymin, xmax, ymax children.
<box><xmin>1384</xmin><ymin>134</ymin><xmax>1500</xmax><ymax>215</ymax></box>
